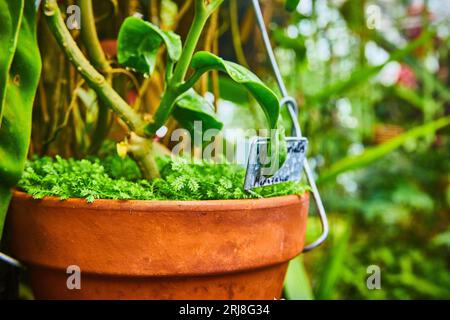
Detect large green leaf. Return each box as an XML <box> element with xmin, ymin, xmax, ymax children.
<box><xmin>319</xmin><ymin>116</ymin><xmax>450</xmax><ymax>183</ymax></box>
<box><xmin>0</xmin><ymin>0</ymin><xmax>42</xmax><ymax>236</ymax></box>
<box><xmin>216</xmin><ymin>76</ymin><xmax>252</xmax><ymax>105</ymax></box>
<box><xmin>190</xmin><ymin>51</ymin><xmax>285</xmax><ymax>173</ymax></box>
<box><xmin>0</xmin><ymin>0</ymin><xmax>24</xmax><ymax>125</ymax></box>
<box><xmin>191</xmin><ymin>51</ymin><xmax>280</xmax><ymax>129</ymax></box>
<box><xmin>117</xmin><ymin>17</ymin><xmax>182</xmax><ymax>76</ymax></box>
<box><xmin>173</xmin><ymin>89</ymin><xmax>223</xmax><ymax>136</ymax></box>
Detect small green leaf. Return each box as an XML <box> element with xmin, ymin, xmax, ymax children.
<box><xmin>173</xmin><ymin>89</ymin><xmax>223</xmax><ymax>135</ymax></box>
<box><xmin>191</xmin><ymin>51</ymin><xmax>280</xmax><ymax>130</ymax></box>
<box><xmin>285</xmin><ymin>0</ymin><xmax>301</xmax><ymax>12</ymax></box>
<box><xmin>118</xmin><ymin>17</ymin><xmax>182</xmax><ymax>76</ymax></box>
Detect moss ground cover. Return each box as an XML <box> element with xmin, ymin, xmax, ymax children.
<box><xmin>18</xmin><ymin>156</ymin><xmax>308</xmax><ymax>202</ymax></box>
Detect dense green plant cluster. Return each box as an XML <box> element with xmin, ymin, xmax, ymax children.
<box><xmin>18</xmin><ymin>157</ymin><xmax>308</xmax><ymax>202</ymax></box>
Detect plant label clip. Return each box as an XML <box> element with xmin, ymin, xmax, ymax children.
<box><xmin>245</xmin><ymin>0</ymin><xmax>329</xmax><ymax>252</ymax></box>
<box><xmin>244</xmin><ymin>137</ymin><xmax>308</xmax><ymax>191</ymax></box>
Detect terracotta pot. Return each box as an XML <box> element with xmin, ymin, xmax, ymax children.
<box><xmin>7</xmin><ymin>191</ymin><xmax>309</xmax><ymax>300</ymax></box>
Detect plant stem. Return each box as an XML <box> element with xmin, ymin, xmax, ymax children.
<box><xmin>171</xmin><ymin>2</ymin><xmax>208</xmax><ymax>84</ymax></box>
<box><xmin>79</xmin><ymin>0</ymin><xmax>112</xmax><ymax>154</ymax></box>
<box><xmin>177</xmin><ymin>67</ymin><xmax>210</xmax><ymax>93</ymax></box>
<box><xmin>128</xmin><ymin>133</ymin><xmax>161</xmax><ymax>179</ymax></box>
<box><xmin>43</xmin><ymin>0</ymin><xmax>160</xmax><ymax>180</ymax></box>
<box><xmin>144</xmin><ymin>86</ymin><xmax>179</xmax><ymax>136</ymax></box>
<box><xmin>79</xmin><ymin>0</ymin><xmax>111</xmax><ymax>73</ymax></box>
<box><xmin>145</xmin><ymin>0</ymin><xmax>218</xmax><ymax>136</ymax></box>
<box><xmin>43</xmin><ymin>0</ymin><xmax>146</xmax><ymax>136</ymax></box>
<box><xmin>230</xmin><ymin>0</ymin><xmax>249</xmax><ymax>68</ymax></box>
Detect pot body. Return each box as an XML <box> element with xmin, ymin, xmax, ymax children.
<box><xmin>7</xmin><ymin>192</ymin><xmax>309</xmax><ymax>300</ymax></box>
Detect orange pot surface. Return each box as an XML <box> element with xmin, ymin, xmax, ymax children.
<box><xmin>7</xmin><ymin>192</ymin><xmax>309</xmax><ymax>300</ymax></box>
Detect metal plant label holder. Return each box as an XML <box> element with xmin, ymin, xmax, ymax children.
<box><xmin>245</xmin><ymin>0</ymin><xmax>329</xmax><ymax>252</ymax></box>
<box><xmin>244</xmin><ymin>137</ymin><xmax>308</xmax><ymax>191</ymax></box>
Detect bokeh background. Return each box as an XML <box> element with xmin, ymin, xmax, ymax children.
<box><xmin>30</xmin><ymin>0</ymin><xmax>450</xmax><ymax>299</ymax></box>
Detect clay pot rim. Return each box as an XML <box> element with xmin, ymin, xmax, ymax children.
<box><xmin>10</xmin><ymin>191</ymin><xmax>309</xmax><ymax>277</ymax></box>
<box><xmin>12</xmin><ymin>191</ymin><xmax>307</xmax><ymax>212</ymax></box>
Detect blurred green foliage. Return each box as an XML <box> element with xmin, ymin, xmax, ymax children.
<box><xmin>276</xmin><ymin>0</ymin><xmax>450</xmax><ymax>300</ymax></box>
<box><xmin>216</xmin><ymin>0</ymin><xmax>449</xmax><ymax>299</ymax></box>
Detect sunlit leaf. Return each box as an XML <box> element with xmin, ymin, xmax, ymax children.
<box><xmin>319</xmin><ymin>116</ymin><xmax>450</xmax><ymax>183</ymax></box>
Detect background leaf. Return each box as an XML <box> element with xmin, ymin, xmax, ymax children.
<box><xmin>319</xmin><ymin>116</ymin><xmax>450</xmax><ymax>183</ymax></box>
<box><xmin>284</xmin><ymin>257</ymin><xmax>314</xmax><ymax>300</ymax></box>
<box><xmin>310</xmin><ymin>29</ymin><xmax>435</xmax><ymax>103</ymax></box>
<box><xmin>315</xmin><ymin>221</ymin><xmax>352</xmax><ymax>300</ymax></box>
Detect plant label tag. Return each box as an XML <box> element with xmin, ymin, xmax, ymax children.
<box><xmin>244</xmin><ymin>137</ymin><xmax>308</xmax><ymax>191</ymax></box>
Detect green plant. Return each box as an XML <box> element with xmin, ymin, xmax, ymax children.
<box><xmin>0</xmin><ymin>0</ymin><xmax>296</xmax><ymax>236</ymax></box>
<box><xmin>42</xmin><ymin>0</ymin><xmax>286</xmax><ymax>181</ymax></box>
<box><xmin>18</xmin><ymin>156</ymin><xmax>308</xmax><ymax>202</ymax></box>
<box><xmin>0</xmin><ymin>0</ymin><xmax>41</xmax><ymax>235</ymax></box>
